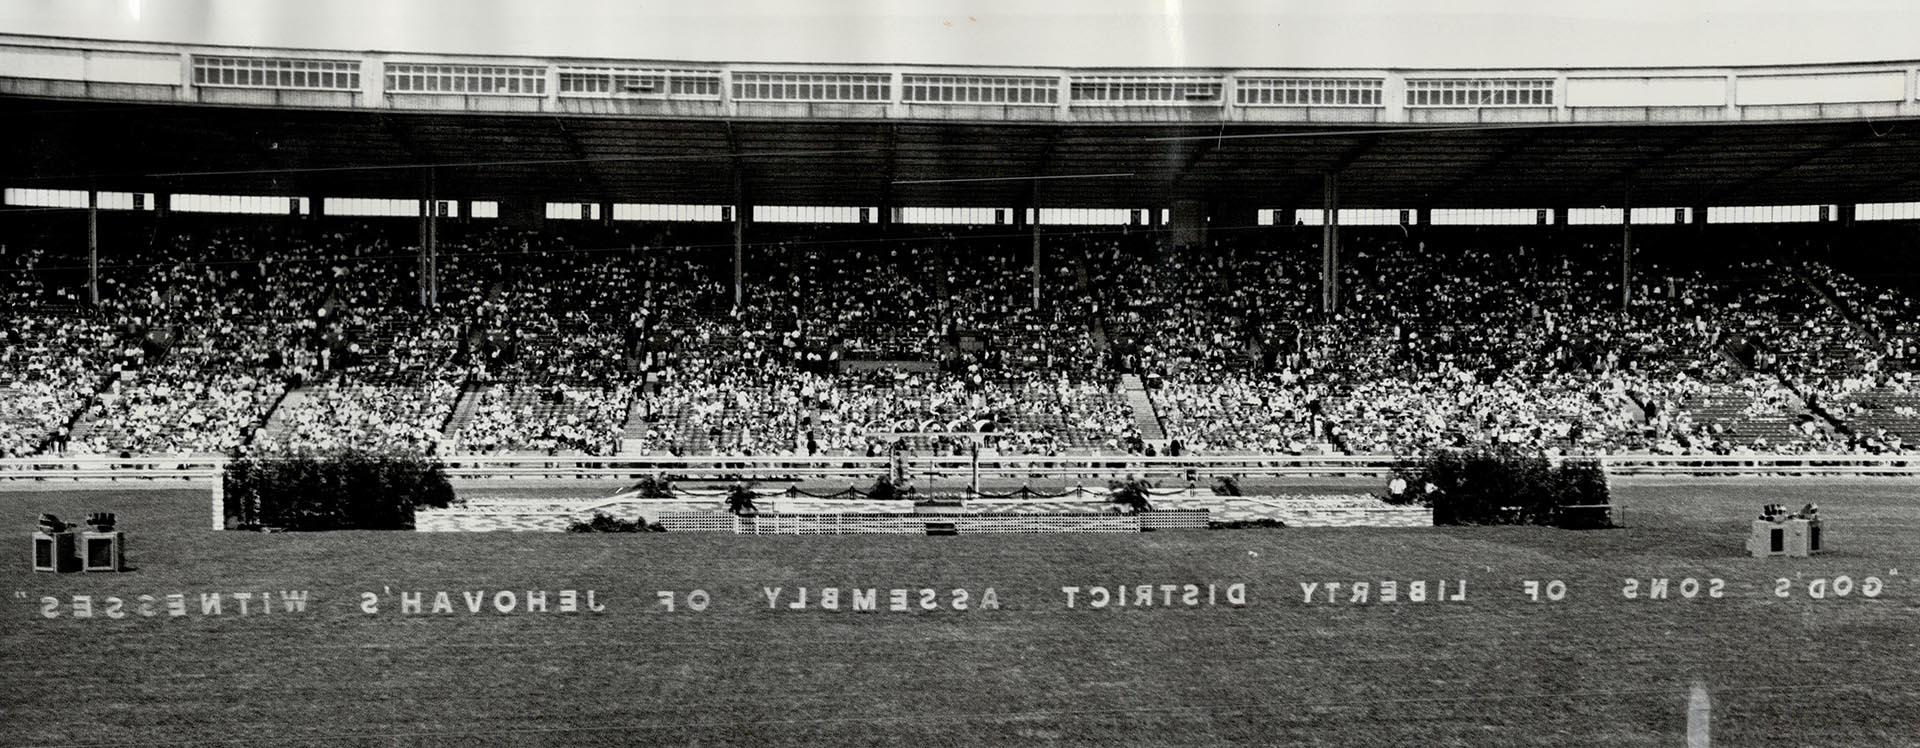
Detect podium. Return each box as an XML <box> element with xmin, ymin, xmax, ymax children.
<box><xmin>32</xmin><ymin>531</ymin><xmax>79</xmax><ymax>573</ymax></box>
<box><xmin>80</xmin><ymin>531</ymin><xmax>125</xmax><ymax>572</ymax></box>
<box><xmin>1747</xmin><ymin>518</ymin><xmax>1822</xmax><ymax>558</ymax></box>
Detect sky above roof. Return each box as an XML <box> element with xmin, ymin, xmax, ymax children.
<box><xmin>5</xmin><ymin>0</ymin><xmax>1918</xmax><ymax>69</ymax></box>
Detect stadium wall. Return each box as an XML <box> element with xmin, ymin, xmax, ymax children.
<box><xmin>3</xmin><ymin>34</ymin><xmax>1918</xmax><ymax>127</ymax></box>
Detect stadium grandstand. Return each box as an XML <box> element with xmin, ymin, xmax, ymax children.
<box><xmin>4</xmin><ymin>23</ymin><xmax>1920</xmax><ymax>474</ymax></box>
<box><xmin>10</xmin><ymin>4</ymin><xmax>1920</xmax><ymax>747</ymax></box>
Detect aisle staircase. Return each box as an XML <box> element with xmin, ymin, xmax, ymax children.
<box><xmin>441</xmin><ymin>383</ymin><xmax>489</xmax><ymax>442</ymax></box>
<box><xmin>246</xmin><ymin>381</ymin><xmax>302</xmax><ymax>445</ymax></box>
<box><xmin>1796</xmin><ymin>269</ymin><xmax>1879</xmax><ymax>343</ymax></box>
<box><xmin>1119</xmin><ymin>373</ymin><xmax>1168</xmax><ymax>441</ymax></box>
<box><xmin>619</xmin><ymin>395</ymin><xmax>653</xmax><ymax>454</ymax></box>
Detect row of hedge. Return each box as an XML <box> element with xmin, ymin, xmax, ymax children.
<box><xmin>1402</xmin><ymin>447</ymin><xmax>1613</xmax><ymax>529</ymax></box>
<box><xmin>224</xmin><ymin>448</ymin><xmax>454</xmax><ymax>531</ymax></box>
<box><xmin>224</xmin><ymin>446</ymin><xmax>1609</xmax><ymax>531</ymax></box>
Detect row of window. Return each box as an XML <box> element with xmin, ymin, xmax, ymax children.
<box><xmin>1279</xmin><ymin>207</ymin><xmax>1702</xmax><ymax>226</ymax></box>
<box><xmin>540</xmin><ymin>203</ymin><xmax>1857</xmax><ymax>226</ymax></box>
<box><xmin>731</xmin><ymin>73</ymin><xmax>891</xmax><ymax>103</ymax></box>
<box><xmin>1236</xmin><ymin>78</ymin><xmax>1385</xmax><ymax>107</ymax></box>
<box><xmin>1070</xmin><ymin>77</ymin><xmax>1222</xmax><ymax>104</ymax></box>
<box><xmin>172</xmin><ymin>194</ymin><xmax>310</xmax><ymax>215</ymax></box>
<box><xmin>1275</xmin><ymin>209</ymin><xmax>1407</xmax><ymax>226</ymax></box>
<box><xmin>546</xmin><ymin>203</ymin><xmax>601</xmax><ymax>221</ymax></box>
<box><xmin>557</xmin><ymin>68</ymin><xmax>723</xmax><ymax>99</ymax></box>
<box><xmin>181</xmin><ymin>57</ymin><xmax>1564</xmax><ymax>109</ymax></box>
<box><xmin>1857</xmin><ymin>201</ymin><xmax>1920</xmax><ymax>221</ymax></box>
<box><xmin>5</xmin><ymin>188</ymin><xmax>95</xmax><ymax>209</ymax></box>
<box><xmin>1431</xmin><ymin>208</ymin><xmax>1550</xmax><ymax>226</ymax></box>
<box><xmin>9</xmin><ymin>190</ymin><xmax>1901</xmax><ymax>226</ymax></box>
<box><xmin>1032</xmin><ymin>208</ymin><xmax>1167</xmax><ymax>226</ymax></box>
<box><xmin>323</xmin><ymin>198</ymin><xmax>464</xmax><ymax>218</ymax></box>
<box><xmin>609</xmin><ymin>203</ymin><xmax>730</xmax><ymax>222</ymax></box>
<box><xmin>902</xmin><ymin>75</ymin><xmax>1059</xmax><ymax>105</ymax></box>
<box><xmin>385</xmin><ymin>64</ymin><xmax>547</xmax><ymax>95</ymax></box>
<box><xmin>1405</xmin><ymin>78</ymin><xmax>1555</xmax><ymax>108</ymax></box>
<box><xmin>754</xmin><ymin>205</ymin><xmax>879</xmax><ymax>223</ymax></box>
<box><xmin>193</xmin><ymin>56</ymin><xmax>361</xmax><ymax>91</ymax></box>
<box><xmin>1707</xmin><ymin>204</ymin><xmax>1835</xmax><ymax>224</ymax></box>
<box><xmin>900</xmin><ymin>207</ymin><xmax>1010</xmax><ymax>225</ymax></box>
<box><xmin>1568</xmin><ymin>208</ymin><xmax>1697</xmax><ymax>225</ymax></box>
<box><xmin>0</xmin><ymin>190</ymin><xmax>510</xmax><ymax>217</ymax></box>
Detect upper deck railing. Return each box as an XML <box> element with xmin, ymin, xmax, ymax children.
<box><xmin>3</xmin><ymin>33</ymin><xmax>1917</xmax><ymax>126</ymax></box>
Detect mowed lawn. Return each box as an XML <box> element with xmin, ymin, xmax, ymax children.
<box><xmin>2</xmin><ymin>479</ymin><xmax>1917</xmax><ymax>746</ymax></box>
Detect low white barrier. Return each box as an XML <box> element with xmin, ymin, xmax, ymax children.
<box><xmin>3</xmin><ymin>453</ymin><xmax>1916</xmax><ymax>484</ymax></box>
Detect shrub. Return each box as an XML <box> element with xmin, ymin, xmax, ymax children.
<box><xmin>1551</xmin><ymin>459</ymin><xmax>1613</xmax><ymax>529</ymax></box>
<box><xmin>1211</xmin><ymin>476</ymin><xmax>1243</xmax><ymax>496</ymax></box>
<box><xmin>224</xmin><ymin>447</ymin><xmax>455</xmax><ymax>531</ymax></box>
<box><xmin>567</xmin><ymin>513</ymin><xmax>663</xmax><ymax>533</ymax></box>
<box><xmin>1409</xmin><ymin>447</ymin><xmax>1613</xmax><ymax>529</ymax></box>
<box><xmin>1208</xmin><ymin>518</ymin><xmax>1288</xmax><ymax>530</ymax></box>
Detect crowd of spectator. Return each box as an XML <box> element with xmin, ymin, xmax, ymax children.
<box><xmin>252</xmin><ymin>378</ymin><xmax>458</xmax><ymax>454</ymax></box>
<box><xmin>3</xmin><ymin>218</ymin><xmax>1915</xmax><ymax>459</ymax></box>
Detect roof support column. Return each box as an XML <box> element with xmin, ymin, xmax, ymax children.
<box><xmin>418</xmin><ymin>168</ymin><xmax>439</xmax><ymax>309</ymax></box>
<box><xmin>1027</xmin><ymin>131</ymin><xmax>1057</xmax><ymax>311</ymax></box>
<box><xmin>726</xmin><ymin>122</ymin><xmax>747</xmax><ymax>310</ymax></box>
<box><xmin>1320</xmin><ymin>172</ymin><xmax>1341</xmax><ymax>314</ymax></box>
<box><xmin>87</xmin><ymin>189</ymin><xmax>99</xmax><ymax>307</ymax></box>
<box><xmin>428</xmin><ymin>198</ymin><xmax>439</xmax><ymax>308</ymax></box>
<box><xmin>1031</xmin><ymin>207</ymin><xmax>1042</xmax><ymax>311</ymax></box>
<box><xmin>733</xmin><ymin>170</ymin><xmax>746</xmax><ymax>310</ymax></box>
<box><xmin>880</xmin><ymin>124</ymin><xmax>897</xmax><ymax>235</ymax></box>
<box><xmin>1621</xmin><ymin>183</ymin><xmax>1634</xmax><ymax>311</ymax></box>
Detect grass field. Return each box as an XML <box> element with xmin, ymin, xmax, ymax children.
<box><xmin>3</xmin><ymin>478</ymin><xmax>1918</xmax><ymax>746</ymax></box>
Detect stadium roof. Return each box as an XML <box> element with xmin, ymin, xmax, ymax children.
<box><xmin>10</xmin><ymin>96</ymin><xmax>1920</xmax><ymax>210</ymax></box>
<box><xmin>12</xmin><ymin>0</ymin><xmax>1919</xmax><ymax>70</ymax></box>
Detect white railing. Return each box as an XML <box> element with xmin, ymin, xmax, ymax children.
<box><xmin>3</xmin><ymin>453</ymin><xmax>1915</xmax><ymax>483</ymax></box>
